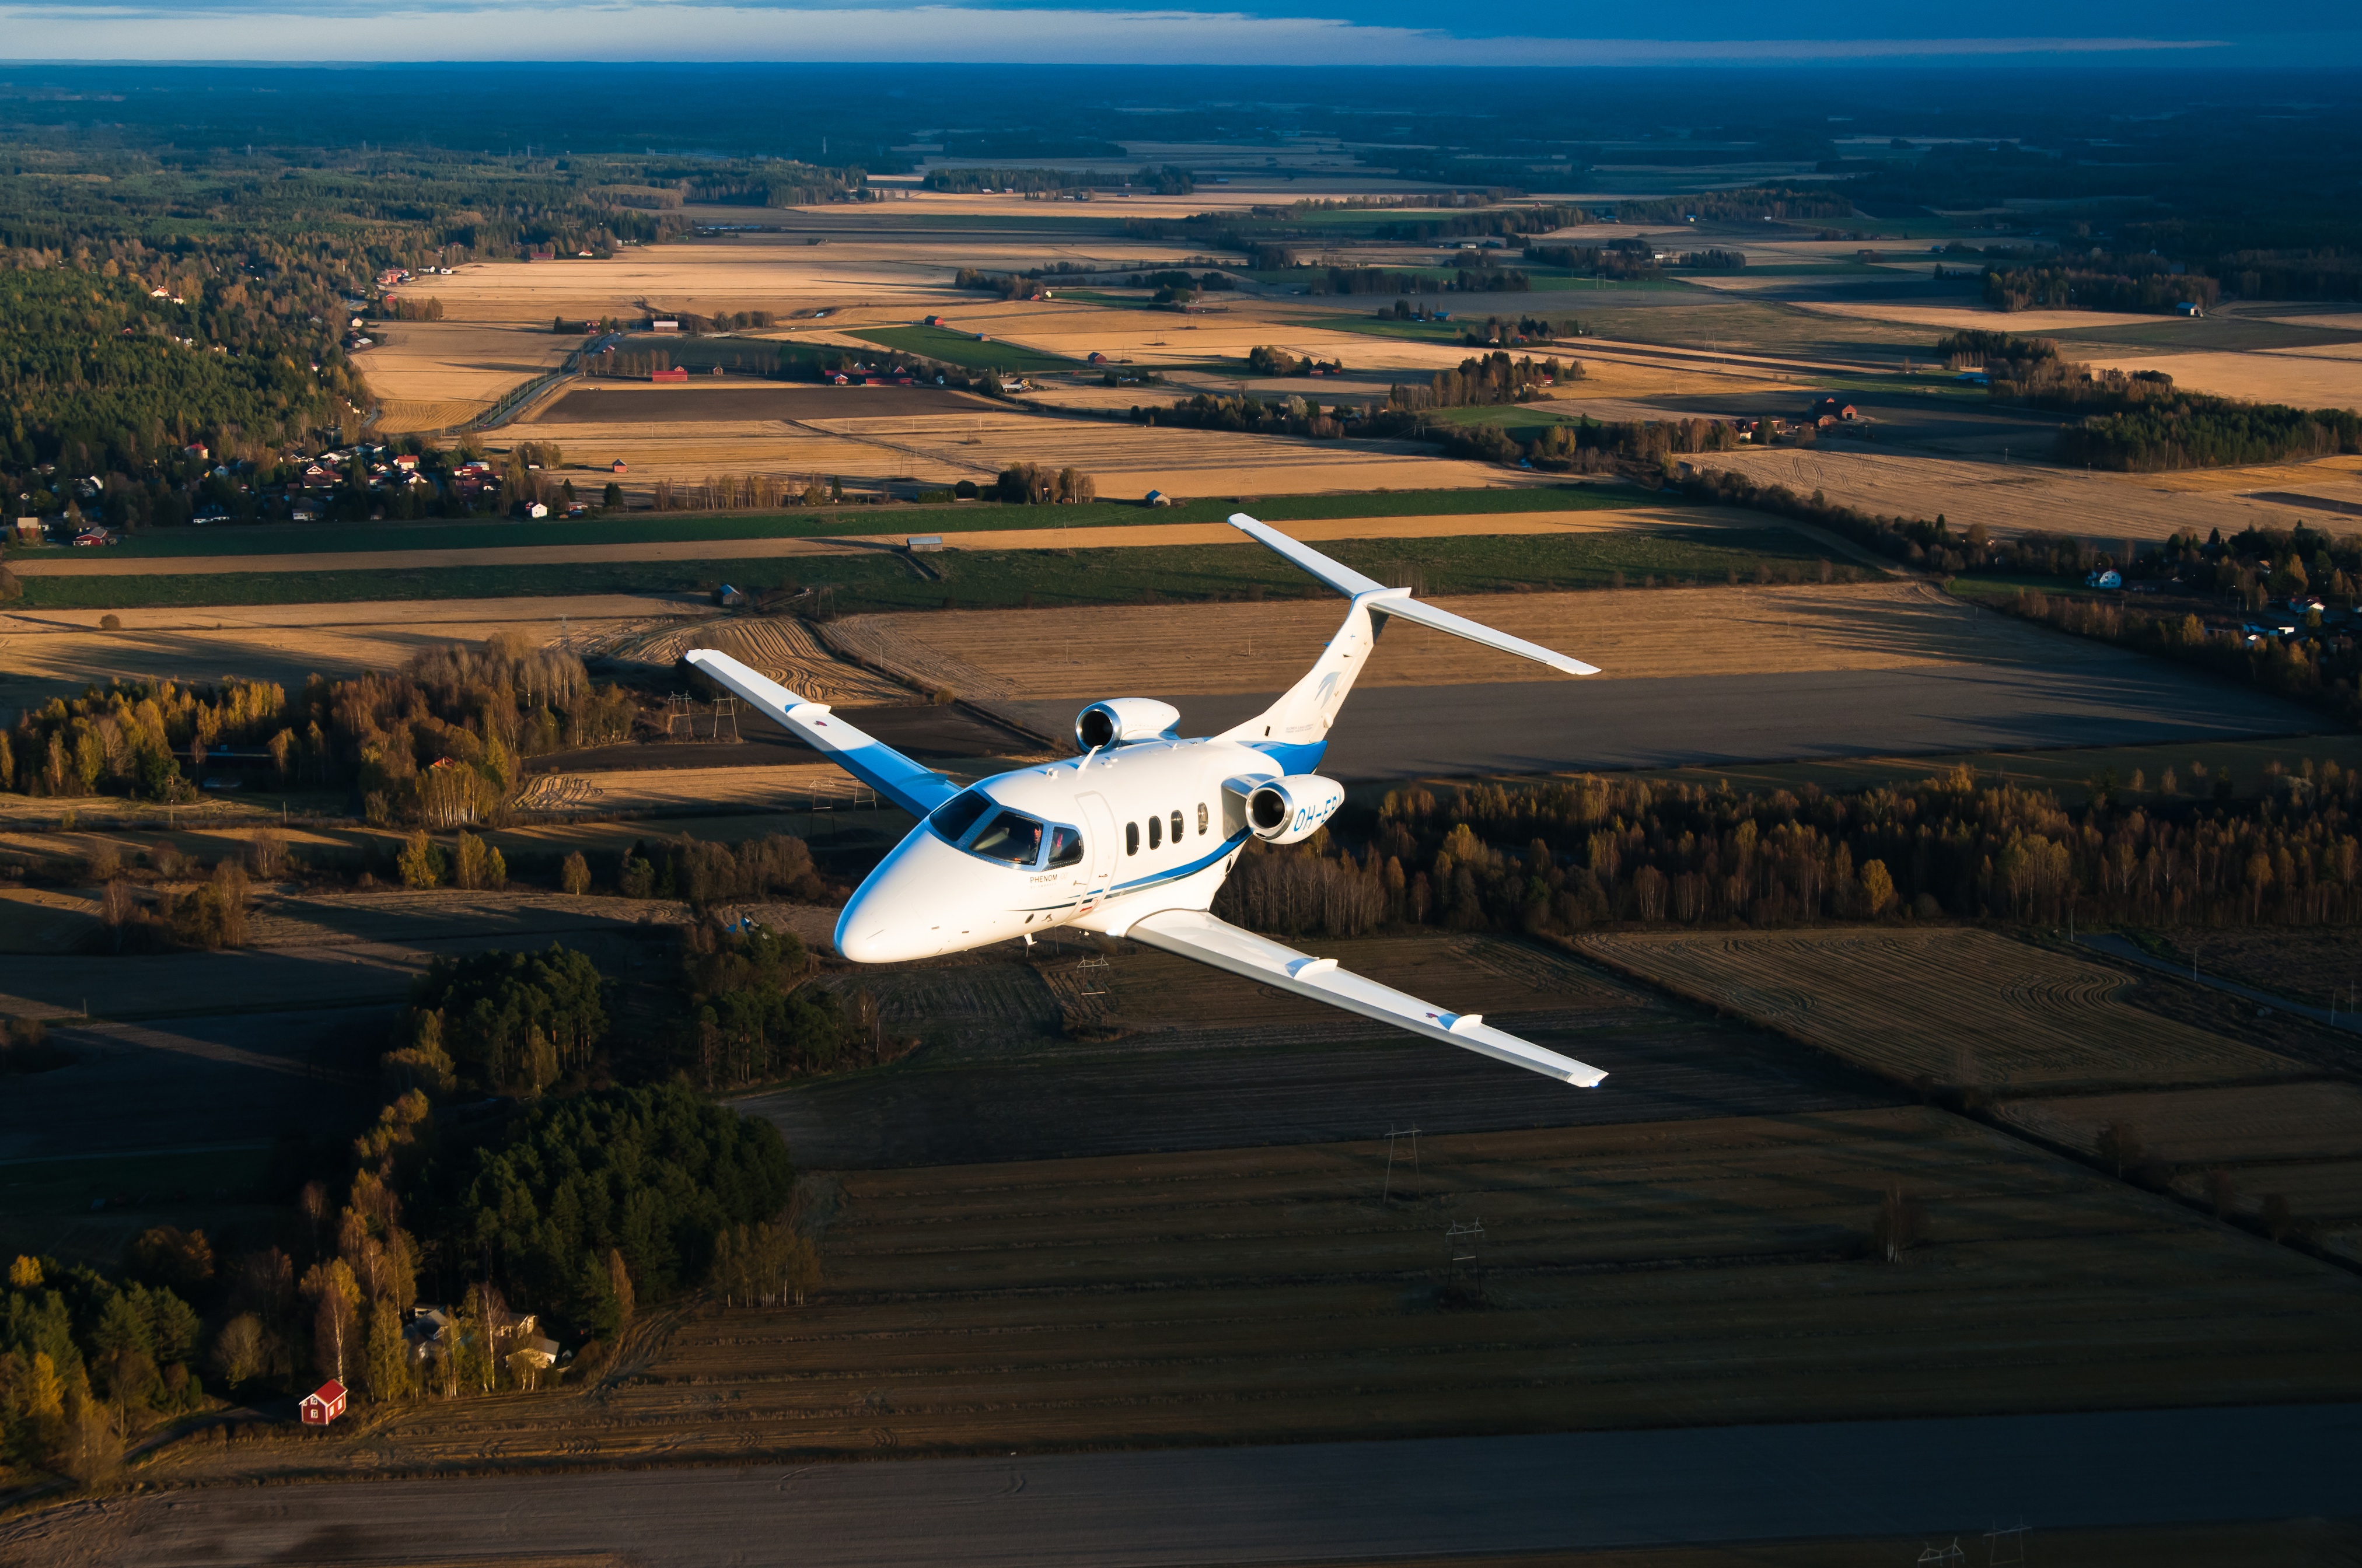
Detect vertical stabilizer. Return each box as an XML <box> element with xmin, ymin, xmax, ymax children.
<box><xmin>1217</xmin><ymin>592</ymin><xmax>1397</xmax><ymax>766</ymax></box>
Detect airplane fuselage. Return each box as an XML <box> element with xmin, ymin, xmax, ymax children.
<box><xmin>833</xmin><ymin>735</ymin><xmax>1304</xmax><ymax>963</ymax></box>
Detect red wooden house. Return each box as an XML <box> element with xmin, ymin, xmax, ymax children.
<box><xmin>300</xmin><ymin>1380</ymin><xmax>347</xmax><ymax>1426</ymax></box>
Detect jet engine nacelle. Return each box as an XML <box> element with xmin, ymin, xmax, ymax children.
<box><xmin>1246</xmin><ymin>774</ymin><xmax>1346</xmax><ymax>845</ymax></box>
<box><xmin>1075</xmin><ymin>698</ymin><xmax>1180</xmax><ymax>750</ymax></box>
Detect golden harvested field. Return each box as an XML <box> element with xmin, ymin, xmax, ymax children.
<box><xmin>2131</xmin><ymin>451</ymin><xmax>2362</xmax><ymax>494</ymax></box>
<box><xmin>370</xmin><ymin>396</ymin><xmax>490</xmax><ymax>433</ymax></box>
<box><xmin>125</xmin><ymin>1107</ymin><xmax>2362</xmax><ymax>1489</ymax></box>
<box><xmin>1994</xmin><ymin>1082</ymin><xmax>2362</xmax><ymax>1166</ymax></box>
<box><xmin>0</xmin><ymin>593</ymin><xmax>712</xmax><ymax>705</ymax></box>
<box><xmin>619</xmin><ymin>612</ymin><xmax>912</xmax><ymax>705</ymax></box>
<box><xmin>830</xmin><ymin>579</ymin><xmax>2111</xmax><ymax>704</ymax></box>
<box><xmin>1577</xmin><ymin>929</ymin><xmax>2297</xmax><ymax>1094</ymax></box>
<box><xmin>357</xmin><ymin>320</ymin><xmax>571</xmax><ymax>404</ymax></box>
<box><xmin>1695</xmin><ymin>445</ymin><xmax>2330</xmax><ymax>543</ymax></box>
<box><xmin>2083</xmin><ymin>351</ymin><xmax>2362</xmax><ymax>410</ymax></box>
<box><xmin>512</xmin><ymin>762</ymin><xmax>871</xmax><ymax>816</ymax></box>
<box><xmin>499</xmin><ymin>404</ymin><xmax>1517</xmax><ymax>504</ymax></box>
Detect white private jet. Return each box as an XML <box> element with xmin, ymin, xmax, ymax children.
<box><xmin>686</xmin><ymin>514</ymin><xmax>1606</xmax><ymax>1086</ymax></box>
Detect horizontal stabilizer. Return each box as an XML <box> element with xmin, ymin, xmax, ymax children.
<box><xmin>1229</xmin><ymin>514</ymin><xmax>1598</xmax><ymax>677</ymax></box>
<box><xmin>684</xmin><ymin>649</ymin><xmax>961</xmax><ymax>818</ymax></box>
<box><xmin>1127</xmin><ymin>907</ymin><xmax>1606</xmax><ymax>1087</ymax></box>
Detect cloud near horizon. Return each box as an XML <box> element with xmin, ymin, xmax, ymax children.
<box><xmin>0</xmin><ymin>3</ymin><xmax>2273</xmax><ymax>65</ymax></box>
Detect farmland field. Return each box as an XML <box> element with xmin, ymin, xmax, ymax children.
<box><xmin>1578</xmin><ymin>929</ymin><xmax>2299</xmax><ymax>1094</ymax></box>
<box><xmin>1693</xmin><ymin>446</ymin><xmax>2342</xmax><ymax>544</ymax></box>
<box><xmin>122</xmin><ymin>1107</ymin><xmax>2362</xmax><ymax>1491</ymax></box>
<box><xmin>4</xmin><ymin>524</ymin><xmax>1843</xmax><ymax>612</ymax></box>
<box><xmin>2136</xmin><ymin>926</ymin><xmax>2362</xmax><ymax>1012</ymax></box>
<box><xmin>833</xmin><ymin>579</ymin><xmax>2097</xmax><ymax>704</ymax></box>
<box><xmin>533</xmin><ymin>383</ymin><xmax>992</xmax><ymax>421</ymax></box>
<box><xmin>746</xmin><ymin>930</ymin><xmax>1887</xmax><ymax>1166</ymax></box>
<box><xmin>850</xmin><ymin>323</ymin><xmax>1077</xmax><ymax>371</ymax></box>
<box><xmin>1994</xmin><ymin>1082</ymin><xmax>2362</xmax><ymax>1166</ymax></box>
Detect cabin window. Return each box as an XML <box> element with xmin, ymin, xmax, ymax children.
<box><xmin>1197</xmin><ymin>803</ymin><xmax>1208</xmax><ymax>835</ymax></box>
<box><xmin>1148</xmin><ymin>816</ymin><xmax>1163</xmax><ymax>850</ymax></box>
<box><xmin>1126</xmin><ymin>822</ymin><xmax>1139</xmax><ymax>856</ymax></box>
<box><xmin>1170</xmin><ymin>810</ymin><xmax>1184</xmax><ymax>845</ymax></box>
<box><xmin>1047</xmin><ymin>826</ymin><xmax>1084</xmax><ymax>868</ymax></box>
<box><xmin>968</xmin><ymin>810</ymin><xmax>1046</xmax><ymax>865</ymax></box>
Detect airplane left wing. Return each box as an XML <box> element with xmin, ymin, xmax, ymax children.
<box><xmin>685</xmin><ymin>648</ymin><xmax>962</xmax><ymax>818</ymax></box>
<box><xmin>1126</xmin><ymin>908</ymin><xmax>1605</xmax><ymax>1086</ymax></box>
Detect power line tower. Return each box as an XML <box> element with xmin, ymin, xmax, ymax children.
<box><xmin>665</xmin><ymin>692</ymin><xmax>694</xmax><ymax>740</ymax></box>
<box><xmin>1983</xmin><ymin>1522</ymin><xmax>2029</xmax><ymax>1567</ymax></box>
<box><xmin>1381</xmin><ymin>1125</ymin><xmax>1421</xmax><ymax>1206</ymax></box>
<box><xmin>710</xmin><ymin>695</ymin><xmax>739</xmax><ymax>743</ymax></box>
<box><xmin>1444</xmin><ymin>1217</ymin><xmax>1485</xmax><ymax>1303</ymax></box>
<box><xmin>1915</xmin><ymin>1542</ymin><xmax>1966</xmax><ymax>1568</ymax></box>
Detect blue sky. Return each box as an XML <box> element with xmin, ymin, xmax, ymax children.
<box><xmin>1</xmin><ymin>0</ymin><xmax>2350</xmax><ymax>65</ymax></box>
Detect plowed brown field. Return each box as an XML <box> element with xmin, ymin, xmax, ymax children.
<box><xmin>1578</xmin><ymin>928</ymin><xmax>2296</xmax><ymax>1093</ymax></box>
<box><xmin>124</xmin><ymin>1107</ymin><xmax>2362</xmax><ymax>1490</ymax></box>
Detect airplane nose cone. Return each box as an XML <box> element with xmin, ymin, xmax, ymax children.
<box><xmin>833</xmin><ymin>905</ymin><xmax>906</xmax><ymax>964</ymax></box>
<box><xmin>833</xmin><ymin>831</ymin><xmax>976</xmax><ymax>963</ymax></box>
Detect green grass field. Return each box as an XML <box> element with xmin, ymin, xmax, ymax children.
<box><xmin>1295</xmin><ymin>316</ymin><xmax>1474</xmax><ymax>344</ymax></box>
<box><xmin>1429</xmin><ymin>404</ymin><xmax>1591</xmax><ymax>440</ymax></box>
<box><xmin>18</xmin><ymin>520</ymin><xmax>1820</xmax><ymax>612</ymax></box>
<box><xmin>848</xmin><ymin>325</ymin><xmax>1075</xmax><ymax>372</ymax></box>
<box><xmin>60</xmin><ymin>484</ymin><xmax>1652</xmax><ymax>561</ymax></box>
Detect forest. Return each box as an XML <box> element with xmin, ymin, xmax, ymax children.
<box><xmin>1982</xmin><ymin>256</ymin><xmax>2219</xmax><ymax>314</ymax></box>
<box><xmin>1</xmin><ymin>1252</ymin><xmax>208</xmax><ymax>1485</ymax></box>
<box><xmin>1</xmin><ymin>634</ymin><xmax>638</xmax><ymax>823</ymax></box>
<box><xmin>422</xmin><ymin>1083</ymin><xmax>796</xmax><ymax>1340</ymax></box>
<box><xmin>2056</xmin><ymin>400</ymin><xmax>2362</xmax><ymax>473</ymax></box>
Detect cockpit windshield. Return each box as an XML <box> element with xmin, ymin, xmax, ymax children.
<box><xmin>927</xmin><ymin>789</ymin><xmax>1070</xmax><ymax>869</ymax></box>
<box><xmin>925</xmin><ymin>790</ymin><xmax>991</xmax><ymax>845</ymax></box>
<box><xmin>967</xmin><ymin>810</ymin><xmax>1044</xmax><ymax>864</ymax></box>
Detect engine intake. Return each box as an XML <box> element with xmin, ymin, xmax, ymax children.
<box><xmin>1075</xmin><ymin>698</ymin><xmax>1180</xmax><ymax>750</ymax></box>
<box><xmin>1245</xmin><ymin>774</ymin><xmax>1345</xmax><ymax>845</ymax></box>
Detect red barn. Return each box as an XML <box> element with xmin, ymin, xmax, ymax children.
<box><xmin>300</xmin><ymin>1380</ymin><xmax>347</xmax><ymax>1426</ymax></box>
<box><xmin>609</xmin><ymin>459</ymin><xmax>629</xmax><ymax>474</ymax></box>
<box><xmin>651</xmin><ymin>367</ymin><xmax>689</xmax><ymax>383</ymax></box>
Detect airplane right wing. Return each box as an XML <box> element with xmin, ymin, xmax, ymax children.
<box><xmin>1126</xmin><ymin>907</ymin><xmax>1605</xmax><ymax>1087</ymax></box>
<box><xmin>685</xmin><ymin>648</ymin><xmax>961</xmax><ymax>818</ymax></box>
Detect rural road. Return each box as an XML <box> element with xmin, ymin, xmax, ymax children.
<box><xmin>6</xmin><ymin>509</ymin><xmax>1715</xmax><ymax>576</ymax></box>
<box><xmin>1011</xmin><ymin>660</ymin><xmax>2328</xmax><ymax>780</ymax></box>
<box><xmin>11</xmin><ymin>1404</ymin><xmax>2356</xmax><ymax>1566</ymax></box>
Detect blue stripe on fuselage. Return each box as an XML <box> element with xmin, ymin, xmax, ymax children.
<box><xmin>1111</xmin><ymin>829</ymin><xmax>1251</xmax><ymax>896</ymax></box>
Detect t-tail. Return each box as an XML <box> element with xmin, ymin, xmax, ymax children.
<box><xmin>1220</xmin><ymin>514</ymin><xmax>1597</xmax><ymax>767</ymax></box>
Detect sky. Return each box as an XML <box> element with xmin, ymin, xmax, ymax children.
<box><xmin>0</xmin><ymin>0</ymin><xmax>2352</xmax><ymax>65</ymax></box>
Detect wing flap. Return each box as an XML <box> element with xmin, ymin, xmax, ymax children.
<box><xmin>1127</xmin><ymin>908</ymin><xmax>1606</xmax><ymax>1087</ymax></box>
<box><xmin>684</xmin><ymin>648</ymin><xmax>960</xmax><ymax>818</ymax></box>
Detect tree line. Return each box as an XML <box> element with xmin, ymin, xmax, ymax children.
<box><xmin>1215</xmin><ymin>758</ymin><xmax>2362</xmax><ymax>943</ymax></box>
